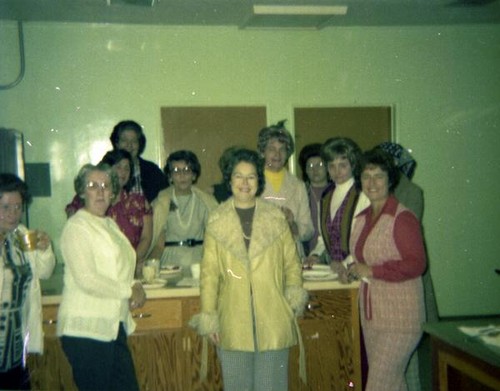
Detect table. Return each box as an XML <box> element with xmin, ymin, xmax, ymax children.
<box><xmin>423</xmin><ymin>317</ymin><xmax>500</xmax><ymax>391</ymax></box>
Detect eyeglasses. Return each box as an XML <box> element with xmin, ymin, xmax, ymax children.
<box><xmin>86</xmin><ymin>181</ymin><xmax>111</xmax><ymax>191</ymax></box>
<box><xmin>306</xmin><ymin>161</ymin><xmax>324</xmax><ymax>170</ymax></box>
<box><xmin>0</xmin><ymin>203</ymin><xmax>23</xmax><ymax>214</ymax></box>
<box><xmin>172</xmin><ymin>166</ymin><xmax>192</xmax><ymax>175</ymax></box>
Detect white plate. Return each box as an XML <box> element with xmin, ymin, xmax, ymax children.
<box><xmin>142</xmin><ymin>278</ymin><xmax>167</xmax><ymax>289</ymax></box>
<box><xmin>159</xmin><ymin>266</ymin><xmax>182</xmax><ymax>277</ymax></box>
<box><xmin>305</xmin><ymin>264</ymin><xmax>331</xmax><ymax>271</ymax></box>
<box><xmin>302</xmin><ymin>265</ymin><xmax>338</xmax><ymax>281</ymax></box>
<box><xmin>303</xmin><ymin>271</ymin><xmax>338</xmax><ymax>281</ymax></box>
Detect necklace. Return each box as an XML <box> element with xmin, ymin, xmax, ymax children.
<box><xmin>172</xmin><ymin>189</ymin><xmax>195</xmax><ymax>230</ymax></box>
<box><xmin>232</xmin><ymin>200</ymin><xmax>254</xmax><ymax>241</ymax></box>
<box><xmin>242</xmin><ymin>225</ymin><xmax>252</xmax><ymax>240</ymax></box>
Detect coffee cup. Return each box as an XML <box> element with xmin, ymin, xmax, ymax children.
<box><xmin>142</xmin><ymin>265</ymin><xmax>156</xmax><ymax>284</ymax></box>
<box><xmin>145</xmin><ymin>259</ymin><xmax>160</xmax><ymax>278</ymax></box>
<box><xmin>17</xmin><ymin>230</ymin><xmax>39</xmax><ymax>252</ymax></box>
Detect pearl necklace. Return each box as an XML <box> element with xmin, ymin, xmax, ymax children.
<box><xmin>172</xmin><ymin>189</ymin><xmax>195</xmax><ymax>230</ymax></box>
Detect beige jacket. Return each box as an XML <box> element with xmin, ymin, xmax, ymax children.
<box><xmin>261</xmin><ymin>170</ymin><xmax>314</xmax><ymax>242</ymax></box>
<box><xmin>193</xmin><ymin>198</ymin><xmax>307</xmax><ymax>351</ymax></box>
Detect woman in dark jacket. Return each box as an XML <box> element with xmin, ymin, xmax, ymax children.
<box><xmin>110</xmin><ymin>120</ymin><xmax>167</xmax><ymax>202</ymax></box>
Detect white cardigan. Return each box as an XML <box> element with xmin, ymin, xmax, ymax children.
<box><xmin>57</xmin><ymin>209</ymin><xmax>137</xmax><ymax>341</ymax></box>
<box><xmin>0</xmin><ymin>224</ymin><xmax>56</xmax><ymax>354</ymax></box>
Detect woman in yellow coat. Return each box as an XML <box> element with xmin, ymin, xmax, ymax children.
<box><xmin>191</xmin><ymin>148</ymin><xmax>308</xmax><ymax>391</ymax></box>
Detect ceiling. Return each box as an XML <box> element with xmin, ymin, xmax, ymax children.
<box><xmin>0</xmin><ymin>0</ymin><xmax>499</xmax><ymax>29</ymax></box>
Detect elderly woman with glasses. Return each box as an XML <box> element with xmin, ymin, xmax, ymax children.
<box><xmin>58</xmin><ymin>163</ymin><xmax>146</xmax><ymax>391</ymax></box>
<box><xmin>257</xmin><ymin>121</ymin><xmax>314</xmax><ymax>259</ymax></box>
<box><xmin>149</xmin><ymin>150</ymin><xmax>218</xmax><ymax>277</ymax></box>
<box><xmin>0</xmin><ymin>173</ymin><xmax>55</xmax><ymax>390</ymax></box>
<box><xmin>65</xmin><ymin>149</ymin><xmax>153</xmax><ymax>277</ymax></box>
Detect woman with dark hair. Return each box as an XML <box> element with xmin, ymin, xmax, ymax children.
<box><xmin>377</xmin><ymin>142</ymin><xmax>423</xmax><ymax>220</ymax></box>
<box><xmin>110</xmin><ymin>120</ymin><xmax>167</xmax><ymax>203</ymax></box>
<box><xmin>65</xmin><ymin>150</ymin><xmax>153</xmax><ymax>275</ymax></box>
<box><xmin>190</xmin><ymin>148</ymin><xmax>307</xmax><ymax>391</ymax></box>
<box><xmin>257</xmin><ymin>120</ymin><xmax>314</xmax><ymax>258</ymax></box>
<box><xmin>100</xmin><ymin>150</ymin><xmax>153</xmax><ymax>273</ymax></box>
<box><xmin>149</xmin><ymin>150</ymin><xmax>217</xmax><ymax>276</ymax></box>
<box><xmin>58</xmin><ymin>163</ymin><xmax>145</xmax><ymax>391</ymax></box>
<box><xmin>349</xmin><ymin>148</ymin><xmax>426</xmax><ymax>391</ymax></box>
<box><xmin>298</xmin><ymin>143</ymin><xmax>329</xmax><ymax>255</ymax></box>
<box><xmin>377</xmin><ymin>142</ymin><xmax>437</xmax><ymax>391</ymax></box>
<box><xmin>208</xmin><ymin>146</ymin><xmax>241</xmax><ymax>203</ymax></box>
<box><xmin>305</xmin><ymin>137</ymin><xmax>369</xmax><ymax>276</ymax></box>
<box><xmin>0</xmin><ymin>173</ymin><xmax>55</xmax><ymax>390</ymax></box>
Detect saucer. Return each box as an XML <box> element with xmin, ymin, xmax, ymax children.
<box><xmin>142</xmin><ymin>278</ymin><xmax>167</xmax><ymax>289</ymax></box>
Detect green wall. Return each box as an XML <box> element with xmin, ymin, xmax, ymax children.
<box><xmin>1</xmin><ymin>21</ymin><xmax>499</xmax><ymax>316</ymax></box>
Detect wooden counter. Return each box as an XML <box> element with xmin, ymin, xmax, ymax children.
<box><xmin>30</xmin><ymin>280</ymin><xmax>361</xmax><ymax>391</ymax></box>
<box><xmin>40</xmin><ymin>279</ymin><xmax>357</xmax><ymax>304</ymax></box>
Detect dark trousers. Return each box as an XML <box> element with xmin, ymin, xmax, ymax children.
<box><xmin>61</xmin><ymin>323</ymin><xmax>139</xmax><ymax>391</ymax></box>
<box><xmin>0</xmin><ymin>365</ymin><xmax>31</xmax><ymax>390</ymax></box>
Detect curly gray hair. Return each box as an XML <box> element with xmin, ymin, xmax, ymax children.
<box><xmin>257</xmin><ymin>120</ymin><xmax>295</xmax><ymax>160</ymax></box>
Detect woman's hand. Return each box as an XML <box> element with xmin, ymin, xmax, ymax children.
<box><xmin>129</xmin><ymin>282</ymin><xmax>146</xmax><ymax>310</ymax></box>
<box><xmin>348</xmin><ymin>263</ymin><xmax>373</xmax><ymax>280</ymax></box>
<box><xmin>281</xmin><ymin>206</ymin><xmax>294</xmax><ymax>222</ymax></box>
<box><xmin>331</xmin><ymin>261</ymin><xmax>350</xmax><ymax>284</ymax></box>
<box><xmin>35</xmin><ymin>230</ymin><xmax>51</xmax><ymax>251</ymax></box>
<box><xmin>304</xmin><ymin>254</ymin><xmax>320</xmax><ymax>268</ymax></box>
<box><xmin>209</xmin><ymin>333</ymin><xmax>220</xmax><ymax>345</ymax></box>
<box><xmin>281</xmin><ymin>207</ymin><xmax>298</xmax><ymax>236</ymax></box>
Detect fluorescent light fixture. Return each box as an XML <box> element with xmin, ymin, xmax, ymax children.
<box><xmin>107</xmin><ymin>0</ymin><xmax>156</xmax><ymax>6</ymax></box>
<box><xmin>253</xmin><ymin>5</ymin><xmax>348</xmax><ymax>16</ymax></box>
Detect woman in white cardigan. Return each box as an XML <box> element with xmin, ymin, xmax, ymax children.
<box><xmin>0</xmin><ymin>173</ymin><xmax>55</xmax><ymax>390</ymax></box>
<box><xmin>58</xmin><ymin>163</ymin><xmax>146</xmax><ymax>391</ymax></box>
